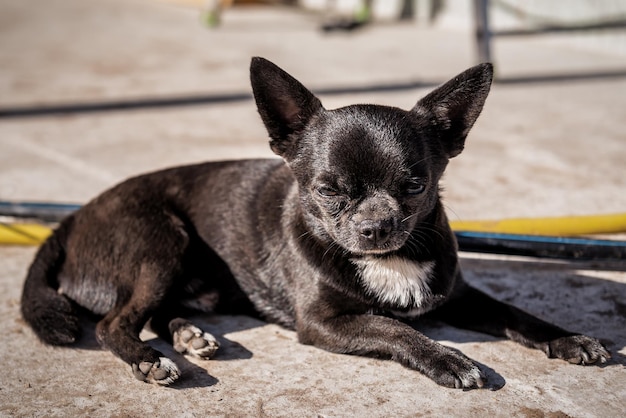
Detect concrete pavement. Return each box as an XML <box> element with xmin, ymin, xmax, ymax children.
<box><xmin>1</xmin><ymin>0</ymin><xmax>625</xmax><ymax>416</ymax></box>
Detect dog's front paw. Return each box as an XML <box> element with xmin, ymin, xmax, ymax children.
<box><xmin>173</xmin><ymin>324</ymin><xmax>219</xmax><ymax>360</ymax></box>
<box><xmin>132</xmin><ymin>357</ymin><xmax>180</xmax><ymax>385</ymax></box>
<box><xmin>427</xmin><ymin>348</ymin><xmax>486</xmax><ymax>389</ymax></box>
<box><xmin>548</xmin><ymin>335</ymin><xmax>611</xmax><ymax>365</ymax></box>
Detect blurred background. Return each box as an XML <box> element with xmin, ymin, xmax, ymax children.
<box><xmin>1</xmin><ymin>2</ymin><xmax>626</xmax><ymax>416</ymax></box>
<box><xmin>1</xmin><ymin>0</ymin><xmax>625</xmax><ymax>222</ymax></box>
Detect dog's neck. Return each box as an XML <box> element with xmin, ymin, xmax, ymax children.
<box><xmin>352</xmin><ymin>255</ymin><xmax>435</xmax><ymax>314</ymax></box>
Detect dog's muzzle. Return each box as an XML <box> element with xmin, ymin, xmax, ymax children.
<box><xmin>349</xmin><ymin>216</ymin><xmax>408</xmax><ymax>255</ymax></box>
<box><xmin>358</xmin><ymin>218</ymin><xmax>394</xmax><ymax>246</ymax></box>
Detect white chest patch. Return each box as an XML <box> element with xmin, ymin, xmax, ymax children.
<box><xmin>352</xmin><ymin>256</ymin><xmax>435</xmax><ymax>310</ymax></box>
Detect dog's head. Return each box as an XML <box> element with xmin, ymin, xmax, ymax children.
<box><xmin>251</xmin><ymin>57</ymin><xmax>492</xmax><ymax>256</ymax></box>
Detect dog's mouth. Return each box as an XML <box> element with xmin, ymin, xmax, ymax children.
<box><xmin>353</xmin><ymin>247</ymin><xmax>400</xmax><ymax>256</ymax></box>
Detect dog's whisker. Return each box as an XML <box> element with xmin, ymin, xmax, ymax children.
<box><xmin>401</xmin><ymin>212</ymin><xmax>420</xmax><ymax>223</ymax></box>
<box><xmin>412</xmin><ymin>223</ymin><xmax>446</xmax><ymax>241</ymax></box>
<box><xmin>407</xmin><ymin>155</ymin><xmax>433</xmax><ymax>170</ymax></box>
<box><xmin>442</xmin><ymin>204</ymin><xmax>462</xmax><ymax>223</ymax></box>
<box><xmin>296</xmin><ymin>231</ymin><xmax>311</xmax><ymax>241</ymax></box>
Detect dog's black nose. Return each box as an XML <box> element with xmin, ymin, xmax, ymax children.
<box><xmin>358</xmin><ymin>219</ymin><xmax>393</xmax><ymax>244</ymax></box>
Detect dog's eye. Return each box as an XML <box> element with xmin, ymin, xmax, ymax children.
<box><xmin>318</xmin><ymin>187</ymin><xmax>339</xmax><ymax>197</ymax></box>
<box><xmin>404</xmin><ymin>183</ymin><xmax>425</xmax><ymax>195</ymax></box>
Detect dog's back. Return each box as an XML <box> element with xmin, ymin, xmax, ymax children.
<box><xmin>21</xmin><ymin>158</ymin><xmax>295</xmax><ymax>345</ymax></box>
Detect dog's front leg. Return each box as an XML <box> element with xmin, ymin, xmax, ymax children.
<box><xmin>430</xmin><ymin>282</ymin><xmax>611</xmax><ymax>365</ymax></box>
<box><xmin>297</xmin><ymin>312</ymin><xmax>485</xmax><ymax>389</ymax></box>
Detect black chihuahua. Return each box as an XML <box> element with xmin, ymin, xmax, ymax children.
<box><xmin>22</xmin><ymin>57</ymin><xmax>610</xmax><ymax>389</ymax></box>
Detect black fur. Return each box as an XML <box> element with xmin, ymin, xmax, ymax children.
<box><xmin>21</xmin><ymin>57</ymin><xmax>610</xmax><ymax>388</ymax></box>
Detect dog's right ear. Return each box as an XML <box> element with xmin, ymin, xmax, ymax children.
<box><xmin>412</xmin><ymin>63</ymin><xmax>493</xmax><ymax>159</ymax></box>
<box><xmin>250</xmin><ymin>57</ymin><xmax>323</xmax><ymax>159</ymax></box>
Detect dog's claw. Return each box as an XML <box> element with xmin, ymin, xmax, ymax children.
<box><xmin>430</xmin><ymin>348</ymin><xmax>486</xmax><ymax>390</ymax></box>
<box><xmin>466</xmin><ymin>368</ymin><xmax>486</xmax><ymax>389</ymax></box>
<box><xmin>449</xmin><ymin>367</ymin><xmax>485</xmax><ymax>390</ymax></box>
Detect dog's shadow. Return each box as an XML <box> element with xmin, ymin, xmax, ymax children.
<box><xmin>458</xmin><ymin>255</ymin><xmax>626</xmax><ymax>363</ymax></box>
<box><xmin>409</xmin><ymin>320</ymin><xmax>507</xmax><ymax>391</ymax></box>
<box><xmin>412</xmin><ymin>255</ymin><xmax>626</xmax><ymax>390</ymax></box>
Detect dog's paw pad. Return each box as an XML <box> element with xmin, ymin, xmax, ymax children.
<box><xmin>548</xmin><ymin>335</ymin><xmax>611</xmax><ymax>365</ymax></box>
<box><xmin>132</xmin><ymin>357</ymin><xmax>180</xmax><ymax>385</ymax></box>
<box><xmin>173</xmin><ymin>325</ymin><xmax>219</xmax><ymax>359</ymax></box>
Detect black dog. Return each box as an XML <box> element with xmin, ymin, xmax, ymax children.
<box><xmin>21</xmin><ymin>57</ymin><xmax>610</xmax><ymax>389</ymax></box>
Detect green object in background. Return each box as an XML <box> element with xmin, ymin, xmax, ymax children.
<box><xmin>354</xmin><ymin>5</ymin><xmax>371</xmax><ymax>23</ymax></box>
<box><xmin>202</xmin><ymin>10</ymin><xmax>221</xmax><ymax>28</ymax></box>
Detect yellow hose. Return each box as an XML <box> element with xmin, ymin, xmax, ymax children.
<box><xmin>0</xmin><ymin>223</ymin><xmax>52</xmax><ymax>245</ymax></box>
<box><xmin>2</xmin><ymin>212</ymin><xmax>626</xmax><ymax>245</ymax></box>
<box><xmin>450</xmin><ymin>212</ymin><xmax>626</xmax><ymax>236</ymax></box>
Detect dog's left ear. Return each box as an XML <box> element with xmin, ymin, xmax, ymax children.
<box><xmin>413</xmin><ymin>63</ymin><xmax>493</xmax><ymax>158</ymax></box>
<box><xmin>250</xmin><ymin>57</ymin><xmax>323</xmax><ymax>159</ymax></box>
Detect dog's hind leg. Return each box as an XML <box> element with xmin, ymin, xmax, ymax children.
<box><xmin>95</xmin><ymin>254</ymin><xmax>189</xmax><ymax>385</ymax></box>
